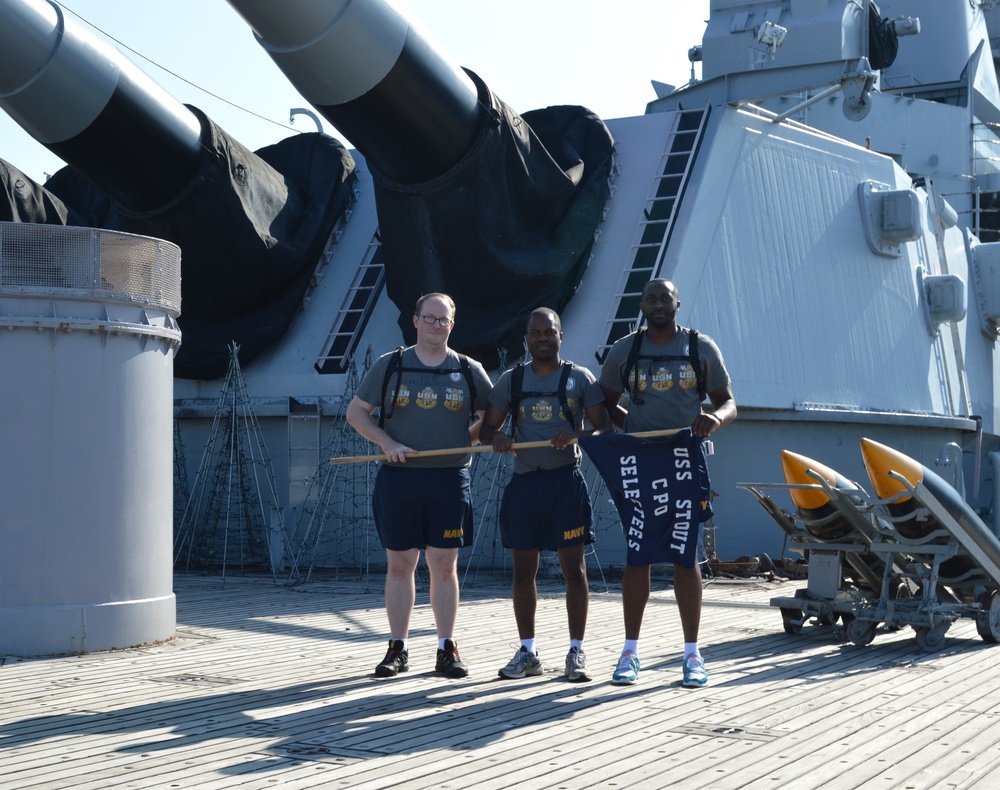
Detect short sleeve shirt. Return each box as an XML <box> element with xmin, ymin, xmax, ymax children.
<box><xmin>357</xmin><ymin>347</ymin><xmax>493</xmax><ymax>468</ymax></box>
<box><xmin>489</xmin><ymin>361</ymin><xmax>605</xmax><ymax>474</ymax></box>
<box><xmin>598</xmin><ymin>327</ymin><xmax>730</xmax><ymax>433</ymax></box>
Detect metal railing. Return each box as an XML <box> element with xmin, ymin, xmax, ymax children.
<box><xmin>0</xmin><ymin>221</ymin><xmax>181</xmax><ymax>313</ymax></box>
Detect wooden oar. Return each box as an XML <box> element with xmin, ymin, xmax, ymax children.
<box><xmin>329</xmin><ymin>428</ymin><xmax>682</xmax><ymax>465</ymax></box>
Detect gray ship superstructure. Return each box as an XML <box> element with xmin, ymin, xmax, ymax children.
<box><xmin>5</xmin><ymin>0</ymin><xmax>1000</xmax><ymax>571</ymax></box>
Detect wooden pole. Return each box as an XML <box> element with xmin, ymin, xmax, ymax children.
<box><xmin>329</xmin><ymin>429</ymin><xmax>682</xmax><ymax>465</ymax></box>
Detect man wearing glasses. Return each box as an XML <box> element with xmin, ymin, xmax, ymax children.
<box><xmin>347</xmin><ymin>293</ymin><xmax>493</xmax><ymax>679</ymax></box>
<box><xmin>598</xmin><ymin>279</ymin><xmax>736</xmax><ymax>688</ymax></box>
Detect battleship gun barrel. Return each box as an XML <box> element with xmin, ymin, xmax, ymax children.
<box><xmin>226</xmin><ymin>0</ymin><xmax>614</xmax><ymax>367</ymax></box>
<box><xmin>224</xmin><ymin>0</ymin><xmax>481</xmax><ymax>184</ymax></box>
<box><xmin>0</xmin><ymin>0</ymin><xmax>359</xmax><ymax>379</ymax></box>
<box><xmin>0</xmin><ymin>0</ymin><xmax>203</xmax><ymax>212</ymax></box>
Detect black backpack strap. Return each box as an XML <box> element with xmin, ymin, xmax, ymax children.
<box><xmin>689</xmin><ymin>330</ymin><xmax>706</xmax><ymax>400</ymax></box>
<box><xmin>508</xmin><ymin>362</ymin><xmax>525</xmax><ymax>438</ymax></box>
<box><xmin>457</xmin><ymin>353</ymin><xmax>477</xmax><ymax>421</ymax></box>
<box><xmin>379</xmin><ymin>349</ymin><xmax>478</xmax><ymax>427</ymax></box>
<box><xmin>621</xmin><ymin>327</ymin><xmax>646</xmax><ymax>405</ymax></box>
<box><xmin>621</xmin><ymin>327</ymin><xmax>706</xmax><ymax>404</ymax></box>
<box><xmin>377</xmin><ymin>347</ymin><xmax>405</xmax><ymax>428</ymax></box>
<box><xmin>510</xmin><ymin>362</ymin><xmax>576</xmax><ymax>438</ymax></box>
<box><xmin>557</xmin><ymin>361</ymin><xmax>575</xmax><ymax>425</ymax></box>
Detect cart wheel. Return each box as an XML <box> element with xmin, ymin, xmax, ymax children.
<box><xmin>780</xmin><ymin>607</ymin><xmax>804</xmax><ymax>635</ymax></box>
<box><xmin>916</xmin><ymin>623</ymin><xmax>949</xmax><ymax>652</ymax></box>
<box><xmin>846</xmin><ymin>618</ymin><xmax>877</xmax><ymax>646</ymax></box>
<box><xmin>976</xmin><ymin>590</ymin><xmax>1000</xmax><ymax>644</ymax></box>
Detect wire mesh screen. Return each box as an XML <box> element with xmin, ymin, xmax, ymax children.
<box><xmin>0</xmin><ymin>222</ymin><xmax>181</xmax><ymax>312</ymax></box>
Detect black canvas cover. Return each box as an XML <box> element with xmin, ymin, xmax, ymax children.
<box><xmin>374</xmin><ymin>71</ymin><xmax>614</xmax><ymax>368</ymax></box>
<box><xmin>0</xmin><ymin>159</ymin><xmax>84</xmax><ymax>226</ymax></box>
<box><xmin>42</xmin><ymin>107</ymin><xmax>356</xmax><ymax>379</ymax></box>
<box><xmin>868</xmin><ymin>2</ymin><xmax>899</xmax><ymax>70</ymax></box>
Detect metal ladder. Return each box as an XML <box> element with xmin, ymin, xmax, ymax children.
<box><xmin>314</xmin><ymin>231</ymin><xmax>386</xmax><ymax>374</ymax></box>
<box><xmin>594</xmin><ymin>106</ymin><xmax>710</xmax><ymax>364</ymax></box>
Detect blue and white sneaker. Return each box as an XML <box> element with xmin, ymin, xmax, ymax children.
<box><xmin>682</xmin><ymin>654</ymin><xmax>709</xmax><ymax>687</ymax></box>
<box><xmin>611</xmin><ymin>651</ymin><xmax>640</xmax><ymax>685</ymax></box>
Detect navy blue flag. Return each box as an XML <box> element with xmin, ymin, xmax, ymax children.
<box><xmin>579</xmin><ymin>430</ymin><xmax>712</xmax><ymax>566</ymax></box>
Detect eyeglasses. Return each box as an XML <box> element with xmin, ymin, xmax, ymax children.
<box><xmin>419</xmin><ymin>314</ymin><xmax>454</xmax><ymax>327</ymax></box>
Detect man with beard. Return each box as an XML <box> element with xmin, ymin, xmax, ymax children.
<box><xmin>598</xmin><ymin>279</ymin><xmax>736</xmax><ymax>688</ymax></box>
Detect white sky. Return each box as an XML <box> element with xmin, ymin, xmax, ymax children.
<box><xmin>1</xmin><ymin>0</ymin><xmax>711</xmax><ymax>184</ymax></box>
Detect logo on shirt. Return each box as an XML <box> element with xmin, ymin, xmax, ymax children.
<box><xmin>449</xmin><ymin>372</ymin><xmax>462</xmax><ymax>382</ymax></box>
<box><xmin>627</xmin><ymin>368</ymin><xmax>648</xmax><ymax>393</ymax></box>
<box><xmin>565</xmin><ymin>377</ymin><xmax>576</xmax><ymax>391</ymax></box>
<box><xmin>416</xmin><ymin>387</ymin><xmax>438</xmax><ymax>409</ymax></box>
<box><xmin>531</xmin><ymin>399</ymin><xmax>554</xmax><ymax>421</ymax></box>
<box><xmin>651</xmin><ymin>364</ymin><xmax>673</xmax><ymax>392</ymax></box>
<box><xmin>679</xmin><ymin>364</ymin><xmax>697</xmax><ymax>390</ymax></box>
<box><xmin>391</xmin><ymin>385</ymin><xmax>410</xmax><ymax>408</ymax></box>
<box><xmin>444</xmin><ymin>387</ymin><xmax>465</xmax><ymax>412</ymax></box>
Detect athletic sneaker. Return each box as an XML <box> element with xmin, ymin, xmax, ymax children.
<box><xmin>375</xmin><ymin>639</ymin><xmax>408</xmax><ymax>677</ymax></box>
<box><xmin>564</xmin><ymin>647</ymin><xmax>591</xmax><ymax>682</ymax></box>
<box><xmin>435</xmin><ymin>639</ymin><xmax>469</xmax><ymax>678</ymax></box>
<box><xmin>611</xmin><ymin>651</ymin><xmax>640</xmax><ymax>685</ymax></box>
<box><xmin>682</xmin><ymin>654</ymin><xmax>709</xmax><ymax>687</ymax></box>
<box><xmin>498</xmin><ymin>646</ymin><xmax>543</xmax><ymax>679</ymax></box>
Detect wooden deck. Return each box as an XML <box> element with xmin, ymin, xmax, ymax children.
<box><xmin>2</xmin><ymin>571</ymin><xmax>1000</xmax><ymax>789</ymax></box>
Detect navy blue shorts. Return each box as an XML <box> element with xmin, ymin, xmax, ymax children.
<box><xmin>500</xmin><ymin>465</ymin><xmax>594</xmax><ymax>551</ymax></box>
<box><xmin>372</xmin><ymin>466</ymin><xmax>473</xmax><ymax>550</ymax></box>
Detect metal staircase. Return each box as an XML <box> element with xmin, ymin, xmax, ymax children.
<box><xmin>595</xmin><ymin>106</ymin><xmax>710</xmax><ymax>363</ymax></box>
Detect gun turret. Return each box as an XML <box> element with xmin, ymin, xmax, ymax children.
<box><xmin>226</xmin><ymin>0</ymin><xmax>615</xmax><ymax>365</ymax></box>
<box><xmin>0</xmin><ymin>0</ymin><xmax>357</xmax><ymax>378</ymax></box>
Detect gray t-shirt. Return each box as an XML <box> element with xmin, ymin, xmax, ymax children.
<box><xmin>489</xmin><ymin>361</ymin><xmax>605</xmax><ymax>474</ymax></box>
<box><xmin>357</xmin><ymin>347</ymin><xmax>493</xmax><ymax>468</ymax></box>
<box><xmin>598</xmin><ymin>327</ymin><xmax>730</xmax><ymax>433</ymax></box>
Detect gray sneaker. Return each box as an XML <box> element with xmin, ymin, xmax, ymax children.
<box><xmin>564</xmin><ymin>647</ymin><xmax>591</xmax><ymax>682</ymax></box>
<box><xmin>498</xmin><ymin>646</ymin><xmax>543</xmax><ymax>679</ymax></box>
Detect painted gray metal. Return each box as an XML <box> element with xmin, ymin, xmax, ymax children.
<box><xmin>0</xmin><ymin>223</ymin><xmax>180</xmax><ymax>656</ymax></box>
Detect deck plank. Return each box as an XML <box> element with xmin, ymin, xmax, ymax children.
<box><xmin>2</xmin><ymin>574</ymin><xmax>1000</xmax><ymax>789</ymax></box>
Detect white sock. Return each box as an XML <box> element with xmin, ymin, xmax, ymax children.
<box><xmin>623</xmin><ymin>639</ymin><xmax>639</xmax><ymax>655</ymax></box>
<box><xmin>569</xmin><ymin>639</ymin><xmax>583</xmax><ymax>651</ymax></box>
<box><xmin>685</xmin><ymin>642</ymin><xmax>700</xmax><ymax>658</ymax></box>
<box><xmin>439</xmin><ymin>637</ymin><xmax>455</xmax><ymax>650</ymax></box>
<box><xmin>521</xmin><ymin>638</ymin><xmax>537</xmax><ymax>654</ymax></box>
